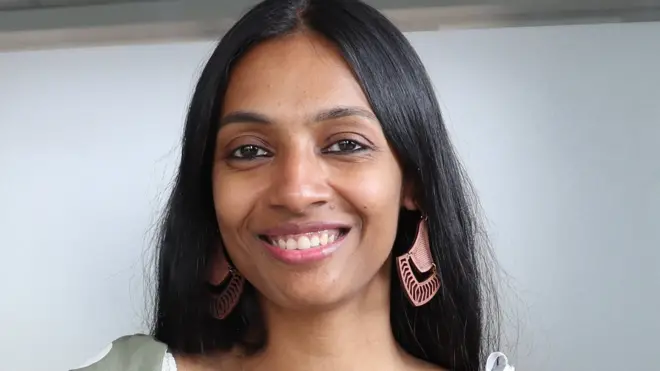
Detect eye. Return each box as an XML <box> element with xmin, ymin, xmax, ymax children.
<box><xmin>229</xmin><ymin>145</ymin><xmax>271</xmax><ymax>160</ymax></box>
<box><xmin>323</xmin><ymin>139</ymin><xmax>367</xmax><ymax>154</ymax></box>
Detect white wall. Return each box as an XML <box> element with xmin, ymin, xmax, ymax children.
<box><xmin>408</xmin><ymin>23</ymin><xmax>660</xmax><ymax>370</ymax></box>
<box><xmin>1</xmin><ymin>22</ymin><xmax>658</xmax><ymax>371</ymax></box>
<box><xmin>0</xmin><ymin>42</ymin><xmax>213</xmax><ymax>370</ymax></box>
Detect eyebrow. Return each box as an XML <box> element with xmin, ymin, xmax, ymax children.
<box><xmin>314</xmin><ymin>106</ymin><xmax>377</xmax><ymax>122</ymax></box>
<box><xmin>219</xmin><ymin>106</ymin><xmax>378</xmax><ymax>126</ymax></box>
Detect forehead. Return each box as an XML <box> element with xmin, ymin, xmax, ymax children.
<box><xmin>222</xmin><ymin>32</ymin><xmax>372</xmax><ymax>118</ymax></box>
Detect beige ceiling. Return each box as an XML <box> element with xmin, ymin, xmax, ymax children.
<box><xmin>1</xmin><ymin>0</ymin><xmax>659</xmax><ymax>50</ymax></box>
<box><xmin>0</xmin><ymin>0</ymin><xmax>168</xmax><ymax>11</ymax></box>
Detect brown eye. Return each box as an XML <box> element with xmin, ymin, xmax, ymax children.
<box><xmin>323</xmin><ymin>139</ymin><xmax>367</xmax><ymax>154</ymax></box>
<box><xmin>229</xmin><ymin>145</ymin><xmax>271</xmax><ymax>160</ymax></box>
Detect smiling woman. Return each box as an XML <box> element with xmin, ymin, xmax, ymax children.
<box><xmin>73</xmin><ymin>0</ymin><xmax>512</xmax><ymax>371</ymax></box>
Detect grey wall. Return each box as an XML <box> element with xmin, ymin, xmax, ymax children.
<box><xmin>0</xmin><ymin>22</ymin><xmax>658</xmax><ymax>371</ymax></box>
<box><xmin>407</xmin><ymin>23</ymin><xmax>660</xmax><ymax>370</ymax></box>
<box><xmin>0</xmin><ymin>42</ymin><xmax>208</xmax><ymax>370</ymax></box>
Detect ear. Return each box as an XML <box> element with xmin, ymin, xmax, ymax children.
<box><xmin>401</xmin><ymin>178</ymin><xmax>418</xmax><ymax>211</ymax></box>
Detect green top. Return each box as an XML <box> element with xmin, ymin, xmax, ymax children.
<box><xmin>71</xmin><ymin>334</ymin><xmax>167</xmax><ymax>371</ymax></box>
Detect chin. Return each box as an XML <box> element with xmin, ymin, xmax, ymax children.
<box><xmin>265</xmin><ymin>279</ymin><xmax>349</xmax><ymax>310</ymax></box>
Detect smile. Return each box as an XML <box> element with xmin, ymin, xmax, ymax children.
<box><xmin>257</xmin><ymin>223</ymin><xmax>351</xmax><ymax>265</ymax></box>
<box><xmin>260</xmin><ymin>229</ymin><xmax>346</xmax><ymax>250</ymax></box>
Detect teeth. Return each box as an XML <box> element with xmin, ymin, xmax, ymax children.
<box><xmin>268</xmin><ymin>229</ymin><xmax>342</xmax><ymax>250</ymax></box>
<box><xmin>298</xmin><ymin>236</ymin><xmax>311</xmax><ymax>249</ymax></box>
<box><xmin>286</xmin><ymin>238</ymin><xmax>296</xmax><ymax>250</ymax></box>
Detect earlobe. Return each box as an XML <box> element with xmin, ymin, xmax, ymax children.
<box><xmin>401</xmin><ymin>180</ymin><xmax>418</xmax><ymax>211</ymax></box>
<box><xmin>401</xmin><ymin>196</ymin><xmax>417</xmax><ymax>211</ymax></box>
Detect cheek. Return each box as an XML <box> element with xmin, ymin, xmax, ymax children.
<box><xmin>353</xmin><ymin>156</ymin><xmax>401</xmax><ymax>205</ymax></box>
<box><xmin>352</xmin><ymin>177</ymin><xmax>401</xmax><ymax>212</ymax></box>
<box><xmin>333</xmin><ymin>162</ymin><xmax>403</xmax><ymax>275</ymax></box>
<box><xmin>212</xmin><ymin>168</ymin><xmax>258</xmax><ymax>235</ymax></box>
<box><xmin>333</xmin><ymin>159</ymin><xmax>403</xmax><ymax>227</ymax></box>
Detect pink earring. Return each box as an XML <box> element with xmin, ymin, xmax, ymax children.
<box><xmin>396</xmin><ymin>216</ymin><xmax>441</xmax><ymax>307</ymax></box>
<box><xmin>209</xmin><ymin>252</ymin><xmax>245</xmax><ymax>320</ymax></box>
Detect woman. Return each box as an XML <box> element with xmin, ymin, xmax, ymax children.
<box><xmin>74</xmin><ymin>0</ymin><xmax>513</xmax><ymax>370</ymax></box>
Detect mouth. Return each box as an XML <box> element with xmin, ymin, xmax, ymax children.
<box><xmin>258</xmin><ymin>228</ymin><xmax>350</xmax><ymax>250</ymax></box>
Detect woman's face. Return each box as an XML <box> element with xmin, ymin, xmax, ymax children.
<box><xmin>213</xmin><ymin>33</ymin><xmax>412</xmax><ymax>310</ymax></box>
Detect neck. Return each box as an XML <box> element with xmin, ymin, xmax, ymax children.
<box><xmin>244</xmin><ymin>271</ymin><xmax>408</xmax><ymax>371</ymax></box>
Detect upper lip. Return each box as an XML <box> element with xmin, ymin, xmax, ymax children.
<box><xmin>258</xmin><ymin>222</ymin><xmax>351</xmax><ymax>236</ymax></box>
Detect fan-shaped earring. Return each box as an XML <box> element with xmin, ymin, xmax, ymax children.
<box><xmin>396</xmin><ymin>216</ymin><xmax>440</xmax><ymax>307</ymax></box>
<box><xmin>209</xmin><ymin>252</ymin><xmax>245</xmax><ymax>320</ymax></box>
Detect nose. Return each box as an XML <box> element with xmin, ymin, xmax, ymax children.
<box><xmin>267</xmin><ymin>146</ymin><xmax>331</xmax><ymax>214</ymax></box>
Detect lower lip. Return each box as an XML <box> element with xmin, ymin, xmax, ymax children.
<box><xmin>260</xmin><ymin>234</ymin><xmax>347</xmax><ymax>265</ymax></box>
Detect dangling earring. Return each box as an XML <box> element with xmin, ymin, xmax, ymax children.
<box><xmin>396</xmin><ymin>216</ymin><xmax>440</xmax><ymax>307</ymax></box>
<box><xmin>209</xmin><ymin>251</ymin><xmax>245</xmax><ymax>320</ymax></box>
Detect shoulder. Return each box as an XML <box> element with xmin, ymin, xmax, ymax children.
<box><xmin>71</xmin><ymin>334</ymin><xmax>169</xmax><ymax>371</ymax></box>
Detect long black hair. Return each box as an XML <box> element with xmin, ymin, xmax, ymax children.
<box><xmin>152</xmin><ymin>0</ymin><xmax>500</xmax><ymax>370</ymax></box>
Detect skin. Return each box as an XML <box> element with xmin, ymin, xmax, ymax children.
<box><xmin>177</xmin><ymin>32</ymin><xmax>440</xmax><ymax>371</ymax></box>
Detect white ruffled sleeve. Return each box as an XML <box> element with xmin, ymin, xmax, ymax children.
<box><xmin>162</xmin><ymin>352</ymin><xmax>178</xmax><ymax>371</ymax></box>
<box><xmin>485</xmin><ymin>352</ymin><xmax>515</xmax><ymax>371</ymax></box>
